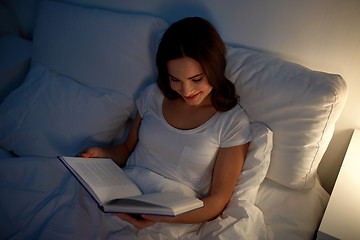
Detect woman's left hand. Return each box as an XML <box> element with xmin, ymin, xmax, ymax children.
<box><xmin>112</xmin><ymin>213</ymin><xmax>164</xmax><ymax>229</ymax></box>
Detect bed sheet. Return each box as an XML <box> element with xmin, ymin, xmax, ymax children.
<box><xmin>255</xmin><ymin>178</ymin><xmax>329</xmax><ymax>240</ymax></box>
<box><xmin>0</xmin><ymin>156</ymin><xmax>131</xmax><ymax>240</ymax></box>
<box><xmin>0</xmin><ymin>156</ymin><xmax>273</xmax><ymax>240</ymax></box>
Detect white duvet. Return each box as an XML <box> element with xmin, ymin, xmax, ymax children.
<box><xmin>0</xmin><ymin>156</ymin><xmax>268</xmax><ymax>239</ymax></box>
<box><xmin>0</xmin><ymin>155</ymin><xmax>328</xmax><ymax>240</ymax></box>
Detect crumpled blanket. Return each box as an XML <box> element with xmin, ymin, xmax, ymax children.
<box><xmin>0</xmin><ymin>155</ymin><xmax>273</xmax><ymax>240</ymax></box>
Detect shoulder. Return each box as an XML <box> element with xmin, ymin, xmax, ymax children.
<box><xmin>217</xmin><ymin>104</ymin><xmax>252</xmax><ymax>147</ymax></box>
<box><xmin>139</xmin><ymin>83</ymin><xmax>162</xmax><ymax>98</ymax></box>
<box><xmin>220</xmin><ymin>104</ymin><xmax>250</xmax><ymax>132</ymax></box>
<box><xmin>136</xmin><ymin>83</ymin><xmax>163</xmax><ymax>117</ymax></box>
<box><xmin>137</xmin><ymin>83</ymin><xmax>163</xmax><ymax>104</ymax></box>
<box><xmin>220</xmin><ymin>104</ymin><xmax>249</xmax><ymax>123</ymax></box>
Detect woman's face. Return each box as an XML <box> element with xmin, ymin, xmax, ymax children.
<box><xmin>167</xmin><ymin>57</ymin><xmax>213</xmax><ymax>107</ymax></box>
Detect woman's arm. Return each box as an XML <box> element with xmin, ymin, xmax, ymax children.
<box><xmin>78</xmin><ymin>112</ymin><xmax>142</xmax><ymax>167</ymax></box>
<box><xmin>115</xmin><ymin>142</ymin><xmax>249</xmax><ymax>228</ymax></box>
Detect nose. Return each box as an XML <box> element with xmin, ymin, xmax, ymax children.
<box><xmin>181</xmin><ymin>81</ymin><xmax>194</xmax><ymax>96</ymax></box>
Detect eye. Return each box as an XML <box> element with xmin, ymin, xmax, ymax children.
<box><xmin>191</xmin><ymin>73</ymin><xmax>205</xmax><ymax>82</ymax></box>
<box><xmin>169</xmin><ymin>75</ymin><xmax>180</xmax><ymax>82</ymax></box>
<box><xmin>170</xmin><ymin>77</ymin><xmax>179</xmax><ymax>82</ymax></box>
<box><xmin>192</xmin><ymin>77</ymin><xmax>203</xmax><ymax>82</ymax></box>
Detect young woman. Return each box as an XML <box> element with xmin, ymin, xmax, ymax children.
<box><xmin>79</xmin><ymin>17</ymin><xmax>251</xmax><ymax>230</ymax></box>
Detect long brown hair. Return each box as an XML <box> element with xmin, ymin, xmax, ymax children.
<box><xmin>156</xmin><ymin>17</ymin><xmax>238</xmax><ymax>112</ymax></box>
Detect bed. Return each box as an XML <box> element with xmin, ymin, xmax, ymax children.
<box><xmin>0</xmin><ymin>1</ymin><xmax>348</xmax><ymax>239</ymax></box>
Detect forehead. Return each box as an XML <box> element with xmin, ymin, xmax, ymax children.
<box><xmin>166</xmin><ymin>57</ymin><xmax>203</xmax><ymax>78</ymax></box>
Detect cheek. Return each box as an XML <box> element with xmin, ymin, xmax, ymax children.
<box><xmin>198</xmin><ymin>82</ymin><xmax>208</xmax><ymax>90</ymax></box>
<box><xmin>169</xmin><ymin>81</ymin><xmax>180</xmax><ymax>92</ymax></box>
<box><xmin>198</xmin><ymin>80</ymin><xmax>213</xmax><ymax>92</ymax></box>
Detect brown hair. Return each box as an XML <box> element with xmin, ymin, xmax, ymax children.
<box><xmin>156</xmin><ymin>17</ymin><xmax>238</xmax><ymax>112</ymax></box>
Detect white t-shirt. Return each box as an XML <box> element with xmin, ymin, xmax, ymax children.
<box><xmin>125</xmin><ymin>84</ymin><xmax>251</xmax><ymax>196</ymax></box>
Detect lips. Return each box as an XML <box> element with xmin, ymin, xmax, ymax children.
<box><xmin>184</xmin><ymin>92</ymin><xmax>200</xmax><ymax>100</ymax></box>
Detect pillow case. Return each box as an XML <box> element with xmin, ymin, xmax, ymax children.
<box><xmin>232</xmin><ymin>121</ymin><xmax>273</xmax><ymax>203</ymax></box>
<box><xmin>32</xmin><ymin>0</ymin><xmax>168</xmax><ymax>99</ymax></box>
<box><xmin>225</xmin><ymin>46</ymin><xmax>347</xmax><ymax>190</ymax></box>
<box><xmin>0</xmin><ymin>63</ymin><xmax>133</xmax><ymax>157</ymax></box>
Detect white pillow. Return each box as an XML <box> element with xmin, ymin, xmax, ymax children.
<box><xmin>32</xmin><ymin>0</ymin><xmax>168</xmax><ymax>99</ymax></box>
<box><xmin>232</xmin><ymin>122</ymin><xmax>273</xmax><ymax>203</ymax></box>
<box><xmin>226</xmin><ymin>46</ymin><xmax>347</xmax><ymax>190</ymax></box>
<box><xmin>0</xmin><ymin>63</ymin><xmax>133</xmax><ymax>157</ymax></box>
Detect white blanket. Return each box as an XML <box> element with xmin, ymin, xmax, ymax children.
<box><xmin>0</xmin><ymin>156</ymin><xmax>273</xmax><ymax>239</ymax></box>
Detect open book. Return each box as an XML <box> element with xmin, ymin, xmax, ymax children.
<box><xmin>58</xmin><ymin>156</ymin><xmax>203</xmax><ymax>216</ymax></box>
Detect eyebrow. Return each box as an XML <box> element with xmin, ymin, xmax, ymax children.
<box><xmin>168</xmin><ymin>73</ymin><xmax>204</xmax><ymax>80</ymax></box>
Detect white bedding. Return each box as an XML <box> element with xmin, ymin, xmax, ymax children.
<box><xmin>0</xmin><ymin>154</ymin><xmax>328</xmax><ymax>240</ymax></box>
<box><xmin>256</xmin><ymin>178</ymin><xmax>329</xmax><ymax>240</ymax></box>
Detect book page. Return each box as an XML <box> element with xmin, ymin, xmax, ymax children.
<box><xmin>60</xmin><ymin>157</ymin><xmax>142</xmax><ymax>204</ymax></box>
<box><xmin>104</xmin><ymin>192</ymin><xmax>204</xmax><ymax>216</ymax></box>
<box><xmin>73</xmin><ymin>160</ymin><xmax>131</xmax><ymax>187</ymax></box>
<box><xmin>127</xmin><ymin>192</ymin><xmax>202</xmax><ymax>209</ymax></box>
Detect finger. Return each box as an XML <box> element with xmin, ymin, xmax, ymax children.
<box><xmin>76</xmin><ymin>148</ymin><xmax>89</xmax><ymax>157</ymax></box>
<box><xmin>141</xmin><ymin>214</ymin><xmax>167</xmax><ymax>222</ymax></box>
<box><xmin>81</xmin><ymin>153</ymin><xmax>91</xmax><ymax>158</ymax></box>
<box><xmin>113</xmin><ymin>213</ymin><xmax>133</xmax><ymax>222</ymax></box>
<box><xmin>76</xmin><ymin>151</ymin><xmax>84</xmax><ymax>157</ymax></box>
<box><xmin>79</xmin><ymin>148</ymin><xmax>98</xmax><ymax>158</ymax></box>
<box><xmin>141</xmin><ymin>214</ymin><xmax>155</xmax><ymax>221</ymax></box>
<box><xmin>112</xmin><ymin>213</ymin><xmax>155</xmax><ymax>229</ymax></box>
<box><xmin>112</xmin><ymin>213</ymin><xmax>124</xmax><ymax>218</ymax></box>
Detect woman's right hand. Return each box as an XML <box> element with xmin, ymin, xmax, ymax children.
<box><xmin>76</xmin><ymin>111</ymin><xmax>142</xmax><ymax>165</ymax></box>
<box><xmin>76</xmin><ymin>144</ymin><xmax>129</xmax><ymax>167</ymax></box>
<box><xmin>76</xmin><ymin>146</ymin><xmax>110</xmax><ymax>159</ymax></box>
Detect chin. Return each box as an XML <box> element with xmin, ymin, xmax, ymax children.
<box><xmin>184</xmin><ymin>98</ymin><xmax>204</xmax><ymax>106</ymax></box>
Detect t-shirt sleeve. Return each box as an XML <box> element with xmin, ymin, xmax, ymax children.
<box><xmin>135</xmin><ymin>83</ymin><xmax>156</xmax><ymax>118</ymax></box>
<box><xmin>220</xmin><ymin>105</ymin><xmax>252</xmax><ymax>148</ymax></box>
